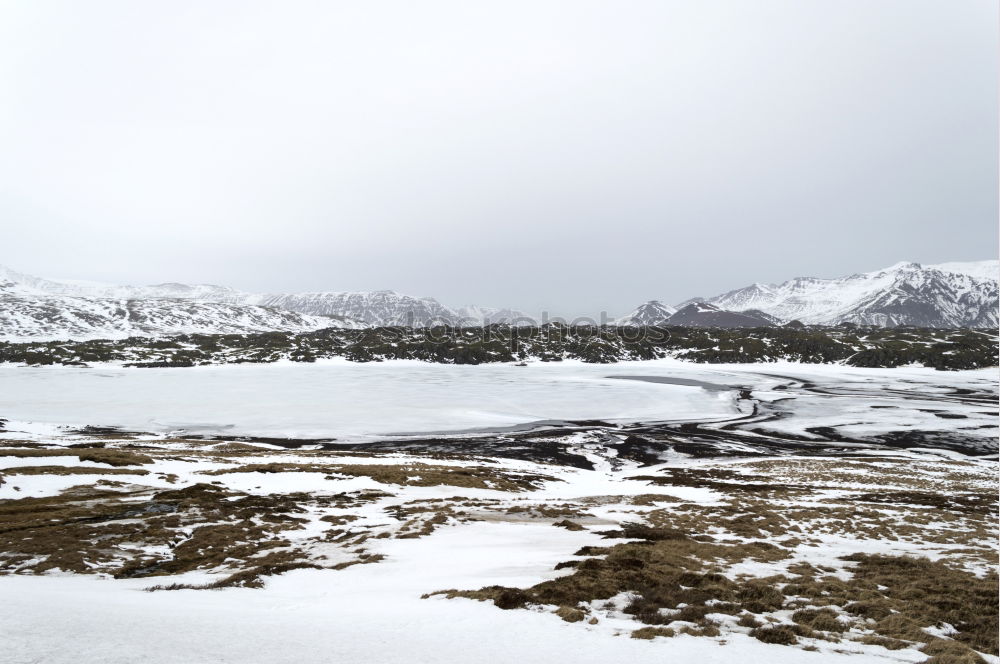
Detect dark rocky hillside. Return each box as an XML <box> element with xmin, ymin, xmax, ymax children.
<box><xmin>1</xmin><ymin>325</ymin><xmax>995</xmax><ymax>371</ymax></box>
<box><xmin>664</xmin><ymin>303</ymin><xmax>780</xmax><ymax>328</ymax></box>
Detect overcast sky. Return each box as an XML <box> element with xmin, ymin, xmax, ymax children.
<box><xmin>1</xmin><ymin>0</ymin><xmax>996</xmax><ymax>316</ymax></box>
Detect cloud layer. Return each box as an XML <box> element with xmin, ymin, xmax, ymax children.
<box><xmin>1</xmin><ymin>0</ymin><xmax>996</xmax><ymax>315</ymax></box>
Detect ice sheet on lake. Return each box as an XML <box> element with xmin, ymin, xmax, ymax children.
<box><xmin>0</xmin><ymin>359</ymin><xmax>994</xmax><ymax>444</ymax></box>
<box><xmin>0</xmin><ymin>360</ymin><xmax>740</xmax><ymax>439</ymax></box>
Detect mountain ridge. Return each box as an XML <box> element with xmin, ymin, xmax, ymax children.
<box><xmin>0</xmin><ymin>265</ymin><xmax>528</xmax><ymax>339</ymax></box>
<box><xmin>2</xmin><ymin>259</ymin><xmax>995</xmax><ymax>341</ymax></box>
<box><xmin>619</xmin><ymin>260</ymin><xmax>997</xmax><ymax>329</ymax></box>
<box><xmin>692</xmin><ymin>260</ymin><xmax>998</xmax><ymax>328</ymax></box>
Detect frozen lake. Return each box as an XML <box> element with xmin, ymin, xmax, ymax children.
<box><xmin>0</xmin><ymin>360</ymin><xmax>744</xmax><ymax>440</ymax></box>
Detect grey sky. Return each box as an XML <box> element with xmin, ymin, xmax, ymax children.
<box><xmin>1</xmin><ymin>0</ymin><xmax>996</xmax><ymax>317</ymax></box>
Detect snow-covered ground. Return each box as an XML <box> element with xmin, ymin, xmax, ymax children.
<box><xmin>1</xmin><ymin>440</ymin><xmax>994</xmax><ymax>663</ymax></box>
<box><xmin>0</xmin><ymin>360</ymin><xmax>996</xmax><ymax>664</ymax></box>
<box><xmin>1</xmin><ymin>527</ymin><xmax>932</xmax><ymax>664</ymax></box>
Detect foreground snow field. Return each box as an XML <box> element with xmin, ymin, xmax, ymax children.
<box><xmin>2</xmin><ymin>531</ymin><xmax>944</xmax><ymax>664</ymax></box>
<box><xmin>0</xmin><ymin>360</ymin><xmax>996</xmax><ymax>664</ymax></box>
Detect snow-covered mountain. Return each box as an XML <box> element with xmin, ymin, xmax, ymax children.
<box><xmin>0</xmin><ymin>265</ymin><xmax>244</xmax><ymax>302</ymax></box>
<box><xmin>238</xmin><ymin>293</ymin><xmax>530</xmax><ymax>326</ymax></box>
<box><xmin>4</xmin><ymin>259</ymin><xmax>994</xmax><ymax>341</ymax></box>
<box><xmin>0</xmin><ymin>281</ymin><xmax>344</xmax><ymax>342</ymax></box>
<box><xmin>616</xmin><ymin>301</ymin><xmax>677</xmax><ymax>326</ymax></box>
<box><xmin>244</xmin><ymin>291</ymin><xmax>457</xmax><ymax>327</ymax></box>
<box><xmin>0</xmin><ymin>266</ymin><xmax>528</xmax><ymax>340</ymax></box>
<box><xmin>694</xmin><ymin>260</ymin><xmax>998</xmax><ymax>328</ymax></box>
<box><xmin>237</xmin><ymin>294</ymin><xmax>529</xmax><ymax>327</ymax></box>
<box><xmin>0</xmin><ymin>266</ymin><xmax>366</xmax><ymax>341</ymax></box>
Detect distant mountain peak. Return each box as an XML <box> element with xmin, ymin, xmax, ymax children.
<box><xmin>666</xmin><ymin>302</ymin><xmax>777</xmax><ymax>328</ymax></box>
<box><xmin>616</xmin><ymin>300</ymin><xmax>778</xmax><ymax>328</ymax></box>
<box><xmin>885</xmin><ymin>260</ymin><xmax>922</xmax><ymax>271</ymax></box>
<box><xmin>693</xmin><ymin>260</ymin><xmax>998</xmax><ymax>328</ymax></box>
<box><xmin>616</xmin><ymin>300</ymin><xmax>677</xmax><ymax>326</ymax></box>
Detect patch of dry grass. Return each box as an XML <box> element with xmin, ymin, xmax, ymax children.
<box><xmin>1</xmin><ymin>465</ymin><xmax>149</xmax><ymax>477</ymax></box>
<box><xmin>920</xmin><ymin>639</ymin><xmax>988</xmax><ymax>664</ymax></box>
<box><xmin>202</xmin><ymin>461</ymin><xmax>555</xmax><ymax>491</ymax></box>
<box><xmin>0</xmin><ymin>481</ymin><xmax>388</xmax><ymax>579</ymax></box>
<box><xmin>630</xmin><ymin>626</ymin><xmax>675</xmax><ymax>639</ymax></box>
<box><xmin>0</xmin><ymin>447</ymin><xmax>153</xmax><ymax>466</ymax></box>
